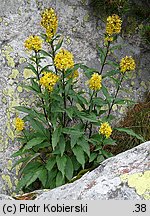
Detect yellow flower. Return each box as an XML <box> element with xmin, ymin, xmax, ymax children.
<box><xmin>88</xmin><ymin>73</ymin><xmax>102</xmax><ymax>91</ymax></box>
<box><xmin>15</xmin><ymin>118</ymin><xmax>25</xmax><ymax>131</ymax></box>
<box><xmin>24</xmin><ymin>35</ymin><xmax>42</xmax><ymax>52</ymax></box>
<box><xmin>99</xmin><ymin>122</ymin><xmax>112</xmax><ymax>138</ymax></box>
<box><xmin>106</xmin><ymin>14</ymin><xmax>122</xmax><ymax>36</ymax></box>
<box><xmin>39</xmin><ymin>71</ymin><xmax>59</xmax><ymax>92</ymax></box>
<box><xmin>68</xmin><ymin>70</ymin><xmax>79</xmax><ymax>79</ymax></box>
<box><xmin>105</xmin><ymin>36</ymin><xmax>114</xmax><ymax>42</ymax></box>
<box><xmin>120</xmin><ymin>56</ymin><xmax>136</xmax><ymax>73</ymax></box>
<box><xmin>54</xmin><ymin>48</ymin><xmax>74</xmax><ymax>71</ymax></box>
<box><xmin>41</xmin><ymin>8</ymin><xmax>58</xmax><ymax>41</ymax></box>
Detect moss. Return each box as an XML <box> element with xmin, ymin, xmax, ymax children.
<box><xmin>7</xmin><ymin>160</ymin><xmax>13</xmax><ymax>171</ymax></box>
<box><xmin>120</xmin><ymin>171</ymin><xmax>150</xmax><ymax>200</ymax></box>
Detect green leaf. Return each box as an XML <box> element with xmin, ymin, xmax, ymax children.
<box><xmin>12</xmin><ymin>156</ymin><xmax>30</xmax><ymax>168</ymax></box>
<box><xmin>40</xmin><ymin>65</ymin><xmax>53</xmax><ymax>73</ymax></box>
<box><xmin>23</xmin><ymin>137</ymin><xmax>46</xmax><ymax>150</ymax></box>
<box><xmin>63</xmin><ymin>127</ymin><xmax>84</xmax><ymax>136</ymax></box>
<box><xmin>12</xmin><ymin>148</ymin><xmax>28</xmax><ymax>157</ymax></box>
<box><xmin>52</xmin><ymin>127</ymin><xmax>62</xmax><ymax>150</ymax></box>
<box><xmin>103</xmin><ymin>138</ymin><xmax>116</xmax><ymax>145</ymax></box>
<box><xmin>101</xmin><ymin>85</ymin><xmax>110</xmax><ymax>99</ymax></box>
<box><xmin>16</xmin><ymin>173</ymin><xmax>33</xmax><ymax>191</ymax></box>
<box><xmin>25</xmin><ymin>63</ymin><xmax>37</xmax><ymax>76</ymax></box>
<box><xmin>65</xmin><ymin>108</ymin><xmax>74</xmax><ymax>120</ymax></box>
<box><xmin>31</xmin><ymin>78</ymin><xmax>40</xmax><ymax>93</ymax></box>
<box><xmin>56</xmin><ymin>155</ymin><xmax>67</xmax><ymax>177</ymax></box>
<box><xmin>72</xmin><ymin>145</ymin><xmax>85</xmax><ymax>168</ymax></box>
<box><xmin>101</xmin><ymin>150</ymin><xmax>113</xmax><ymax>158</ymax></box>
<box><xmin>55</xmin><ymin>38</ymin><xmax>63</xmax><ymax>52</ymax></box>
<box><xmin>92</xmin><ymin>97</ymin><xmax>107</xmax><ymax>106</ymax></box>
<box><xmin>114</xmin><ymin>98</ymin><xmax>127</xmax><ymax>105</ymax></box>
<box><xmin>71</xmin><ymin>134</ymin><xmax>79</xmax><ymax>148</ymax></box>
<box><xmin>96</xmin><ymin>44</ymin><xmax>105</xmax><ymax>64</ymax></box>
<box><xmin>46</xmin><ymin>157</ymin><xmax>56</xmax><ymax>171</ymax></box>
<box><xmin>65</xmin><ymin>156</ymin><xmax>73</xmax><ymax>180</ymax></box>
<box><xmin>22</xmin><ymin>161</ymin><xmax>42</xmax><ymax>174</ymax></box>
<box><xmin>58</xmin><ymin>135</ymin><xmax>66</xmax><ymax>156</ymax></box>
<box><xmin>56</xmin><ymin>171</ymin><xmax>64</xmax><ymax>187</ymax></box>
<box><xmin>77</xmin><ymin>137</ymin><xmax>90</xmax><ymax>157</ymax></box>
<box><xmin>38</xmin><ymin>168</ymin><xmax>48</xmax><ymax>187</ymax></box>
<box><xmin>106</xmin><ymin>60</ymin><xmax>119</xmax><ymax>68</ymax></box>
<box><xmin>14</xmin><ymin>106</ymin><xmax>47</xmax><ymax>125</ymax></box>
<box><xmin>96</xmin><ymin>154</ymin><xmax>105</xmax><ymax>163</ymax></box>
<box><xmin>89</xmin><ymin>152</ymin><xmax>97</xmax><ymax>162</ymax></box>
<box><xmin>24</xmin><ymin>116</ymin><xmax>47</xmax><ymax>136</ymax></box>
<box><xmin>39</xmin><ymin>49</ymin><xmax>52</xmax><ymax>58</ymax></box>
<box><xmin>76</xmin><ymin>112</ymin><xmax>98</xmax><ymax>123</ymax></box>
<box><xmin>114</xmin><ymin>128</ymin><xmax>145</xmax><ymax>142</ymax></box>
<box><xmin>26</xmin><ymin>168</ymin><xmax>42</xmax><ymax>187</ymax></box>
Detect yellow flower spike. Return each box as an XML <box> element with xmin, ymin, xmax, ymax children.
<box><xmin>40</xmin><ymin>8</ymin><xmax>58</xmax><ymax>41</ymax></box>
<box><xmin>54</xmin><ymin>48</ymin><xmax>74</xmax><ymax>71</ymax></box>
<box><xmin>88</xmin><ymin>73</ymin><xmax>102</xmax><ymax>91</ymax></box>
<box><xmin>99</xmin><ymin>122</ymin><xmax>112</xmax><ymax>138</ymax></box>
<box><xmin>24</xmin><ymin>35</ymin><xmax>42</xmax><ymax>52</ymax></box>
<box><xmin>15</xmin><ymin>118</ymin><xmax>25</xmax><ymax>131</ymax></box>
<box><xmin>106</xmin><ymin>14</ymin><xmax>122</xmax><ymax>36</ymax></box>
<box><xmin>120</xmin><ymin>56</ymin><xmax>136</xmax><ymax>73</ymax></box>
<box><xmin>39</xmin><ymin>71</ymin><xmax>59</xmax><ymax>92</ymax></box>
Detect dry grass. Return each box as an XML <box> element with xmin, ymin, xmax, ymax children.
<box><xmin>104</xmin><ymin>92</ymin><xmax>150</xmax><ymax>155</ymax></box>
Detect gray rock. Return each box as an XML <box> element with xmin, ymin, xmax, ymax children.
<box><xmin>0</xmin><ymin>0</ymin><xmax>149</xmax><ymax>195</ymax></box>
<box><xmin>0</xmin><ymin>194</ymin><xmax>14</xmax><ymax>200</ymax></box>
<box><xmin>35</xmin><ymin>141</ymin><xmax>150</xmax><ymax>200</ymax></box>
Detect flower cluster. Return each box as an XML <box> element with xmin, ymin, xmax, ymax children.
<box><xmin>54</xmin><ymin>48</ymin><xmax>74</xmax><ymax>71</ymax></box>
<box><xmin>99</xmin><ymin>122</ymin><xmax>112</xmax><ymax>138</ymax></box>
<box><xmin>15</xmin><ymin>118</ymin><xmax>25</xmax><ymax>131</ymax></box>
<box><xmin>106</xmin><ymin>14</ymin><xmax>122</xmax><ymax>36</ymax></box>
<box><xmin>41</xmin><ymin>8</ymin><xmax>58</xmax><ymax>42</ymax></box>
<box><xmin>68</xmin><ymin>70</ymin><xmax>79</xmax><ymax>79</ymax></box>
<box><xmin>88</xmin><ymin>73</ymin><xmax>102</xmax><ymax>91</ymax></box>
<box><xmin>39</xmin><ymin>72</ymin><xmax>59</xmax><ymax>92</ymax></box>
<box><xmin>104</xmin><ymin>36</ymin><xmax>114</xmax><ymax>42</ymax></box>
<box><xmin>24</xmin><ymin>35</ymin><xmax>42</xmax><ymax>52</ymax></box>
<box><xmin>120</xmin><ymin>56</ymin><xmax>136</xmax><ymax>73</ymax></box>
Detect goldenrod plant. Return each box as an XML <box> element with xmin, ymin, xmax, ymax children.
<box><xmin>12</xmin><ymin>9</ymin><xmax>144</xmax><ymax>192</ymax></box>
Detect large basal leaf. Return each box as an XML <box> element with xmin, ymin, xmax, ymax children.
<box><xmin>38</xmin><ymin>167</ymin><xmax>48</xmax><ymax>187</ymax></box>
<box><xmin>52</xmin><ymin>127</ymin><xmax>62</xmax><ymax>150</ymax></box>
<box><xmin>65</xmin><ymin>156</ymin><xmax>73</xmax><ymax>180</ymax></box>
<box><xmin>56</xmin><ymin>171</ymin><xmax>65</xmax><ymax>187</ymax></box>
<box><xmin>114</xmin><ymin>128</ymin><xmax>145</xmax><ymax>142</ymax></box>
<box><xmin>58</xmin><ymin>135</ymin><xmax>66</xmax><ymax>156</ymax></box>
<box><xmin>56</xmin><ymin>155</ymin><xmax>67</xmax><ymax>177</ymax></box>
<box><xmin>77</xmin><ymin>137</ymin><xmax>90</xmax><ymax>157</ymax></box>
<box><xmin>72</xmin><ymin>145</ymin><xmax>85</xmax><ymax>168</ymax></box>
<box><xmin>23</xmin><ymin>137</ymin><xmax>46</xmax><ymax>150</ymax></box>
<box><xmin>46</xmin><ymin>157</ymin><xmax>56</xmax><ymax>171</ymax></box>
<box><xmin>26</xmin><ymin>168</ymin><xmax>43</xmax><ymax>187</ymax></box>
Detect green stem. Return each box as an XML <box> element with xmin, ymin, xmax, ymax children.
<box><xmin>35</xmin><ymin>52</ymin><xmax>52</xmax><ymax>135</ymax></box>
<box><xmin>50</xmin><ymin>41</ymin><xmax>58</xmax><ymax>75</ymax></box>
<box><xmin>99</xmin><ymin>42</ymin><xmax>110</xmax><ymax>75</ymax></box>
<box><xmin>84</xmin><ymin>91</ymin><xmax>95</xmax><ymax>134</ymax></box>
<box><xmin>62</xmin><ymin>70</ymin><xmax>66</xmax><ymax>127</ymax></box>
<box><xmin>107</xmin><ymin>73</ymin><xmax>124</xmax><ymax>119</ymax></box>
